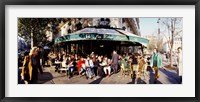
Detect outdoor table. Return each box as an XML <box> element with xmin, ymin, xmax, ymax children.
<box><xmin>55</xmin><ymin>61</ymin><xmax>69</xmax><ymax>75</ymax></box>
<box><xmin>54</xmin><ymin>61</ymin><xmax>62</xmax><ymax>71</ymax></box>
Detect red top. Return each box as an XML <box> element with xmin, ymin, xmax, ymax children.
<box><xmin>92</xmin><ymin>57</ymin><xmax>96</xmax><ymax>62</ymax></box>
<box><xmin>77</xmin><ymin>60</ymin><xmax>85</xmax><ymax>71</ymax></box>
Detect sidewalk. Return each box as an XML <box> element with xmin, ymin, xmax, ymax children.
<box><xmin>18</xmin><ymin>63</ymin><xmax>180</xmax><ymax>84</ymax></box>
<box><xmin>160</xmin><ymin>55</ymin><xmax>180</xmax><ymax>84</ymax></box>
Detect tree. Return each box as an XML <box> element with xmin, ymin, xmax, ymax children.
<box><xmin>161</xmin><ymin>18</ymin><xmax>182</xmax><ymax>67</ymax></box>
<box><xmin>18</xmin><ymin>18</ymin><xmax>67</xmax><ymax>48</ymax></box>
<box><xmin>147</xmin><ymin>34</ymin><xmax>164</xmax><ymax>52</ymax></box>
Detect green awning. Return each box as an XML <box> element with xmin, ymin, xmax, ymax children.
<box><xmin>54</xmin><ymin>28</ymin><xmax>149</xmax><ymax>46</ymax></box>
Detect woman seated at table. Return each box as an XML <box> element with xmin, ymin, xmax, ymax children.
<box><xmin>85</xmin><ymin>55</ymin><xmax>95</xmax><ymax>79</ymax></box>
<box><xmin>102</xmin><ymin>56</ymin><xmax>111</xmax><ymax>77</ymax></box>
<box><xmin>77</xmin><ymin>56</ymin><xmax>86</xmax><ymax>75</ymax></box>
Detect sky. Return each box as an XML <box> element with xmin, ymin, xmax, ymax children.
<box><xmin>139</xmin><ymin>17</ymin><xmax>161</xmax><ymax>36</ymax></box>
<box><xmin>139</xmin><ymin>17</ymin><xmax>183</xmax><ymax>38</ymax></box>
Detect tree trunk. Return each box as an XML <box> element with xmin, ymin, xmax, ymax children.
<box><xmin>170</xmin><ymin>49</ymin><xmax>173</xmax><ymax>67</ymax></box>
<box><xmin>31</xmin><ymin>32</ymin><xmax>33</xmax><ymax>48</ymax></box>
<box><xmin>170</xmin><ymin>19</ymin><xmax>175</xmax><ymax>67</ymax></box>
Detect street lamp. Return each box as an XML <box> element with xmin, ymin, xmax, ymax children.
<box><xmin>31</xmin><ymin>27</ymin><xmax>34</xmax><ymax>48</ymax></box>
<box><xmin>156</xmin><ymin>18</ymin><xmax>161</xmax><ymax>49</ymax></box>
<box><xmin>157</xmin><ymin>18</ymin><xmax>160</xmax><ymax>35</ymax></box>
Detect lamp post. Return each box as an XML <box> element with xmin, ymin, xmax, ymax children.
<box><xmin>156</xmin><ymin>18</ymin><xmax>161</xmax><ymax>49</ymax></box>
<box><xmin>157</xmin><ymin>18</ymin><xmax>160</xmax><ymax>36</ymax></box>
<box><xmin>31</xmin><ymin>27</ymin><xmax>34</xmax><ymax>48</ymax></box>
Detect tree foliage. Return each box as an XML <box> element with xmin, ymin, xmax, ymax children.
<box><xmin>147</xmin><ymin>35</ymin><xmax>164</xmax><ymax>52</ymax></box>
<box><xmin>161</xmin><ymin>18</ymin><xmax>182</xmax><ymax>67</ymax></box>
<box><xmin>18</xmin><ymin>18</ymin><xmax>67</xmax><ymax>47</ymax></box>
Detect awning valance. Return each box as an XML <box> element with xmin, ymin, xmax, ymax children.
<box><xmin>54</xmin><ymin>27</ymin><xmax>149</xmax><ymax>46</ymax></box>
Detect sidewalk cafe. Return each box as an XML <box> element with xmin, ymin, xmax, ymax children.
<box><xmin>54</xmin><ymin>27</ymin><xmax>149</xmax><ymax>58</ymax></box>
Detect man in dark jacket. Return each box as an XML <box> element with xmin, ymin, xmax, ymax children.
<box><xmin>111</xmin><ymin>50</ymin><xmax>119</xmax><ymax>74</ymax></box>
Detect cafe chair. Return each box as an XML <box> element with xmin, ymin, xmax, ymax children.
<box><xmin>120</xmin><ymin>62</ymin><xmax>131</xmax><ymax>77</ymax></box>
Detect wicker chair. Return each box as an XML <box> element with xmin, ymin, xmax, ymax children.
<box><xmin>120</xmin><ymin>59</ymin><xmax>131</xmax><ymax>76</ymax></box>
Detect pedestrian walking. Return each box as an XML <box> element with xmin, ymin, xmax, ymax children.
<box><xmin>150</xmin><ymin>48</ymin><xmax>162</xmax><ymax>83</ymax></box>
<box><xmin>21</xmin><ymin>47</ymin><xmax>43</xmax><ymax>84</ymax></box>
<box><xmin>111</xmin><ymin>50</ymin><xmax>119</xmax><ymax>74</ymax></box>
<box><xmin>177</xmin><ymin>47</ymin><xmax>182</xmax><ymax>84</ymax></box>
<box><xmin>165</xmin><ymin>52</ymin><xmax>169</xmax><ymax>62</ymax></box>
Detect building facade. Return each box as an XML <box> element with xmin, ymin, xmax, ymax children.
<box><xmin>53</xmin><ymin>18</ymin><xmax>142</xmax><ymax>55</ymax></box>
<box><xmin>162</xmin><ymin>33</ymin><xmax>182</xmax><ymax>53</ymax></box>
<box><xmin>56</xmin><ymin>18</ymin><xmax>140</xmax><ymax>37</ymax></box>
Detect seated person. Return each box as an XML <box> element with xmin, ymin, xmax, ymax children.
<box><xmin>120</xmin><ymin>55</ymin><xmax>129</xmax><ymax>75</ymax></box>
<box><xmin>67</xmin><ymin>57</ymin><xmax>76</xmax><ymax>79</ymax></box>
<box><xmin>85</xmin><ymin>55</ymin><xmax>95</xmax><ymax>79</ymax></box>
<box><xmin>54</xmin><ymin>54</ymin><xmax>60</xmax><ymax>72</ymax></box>
<box><xmin>77</xmin><ymin>57</ymin><xmax>86</xmax><ymax>75</ymax></box>
<box><xmin>102</xmin><ymin>56</ymin><xmax>111</xmax><ymax>77</ymax></box>
<box><xmin>92</xmin><ymin>56</ymin><xmax>98</xmax><ymax>76</ymax></box>
<box><xmin>96</xmin><ymin>56</ymin><xmax>104</xmax><ymax>77</ymax></box>
<box><xmin>131</xmin><ymin>54</ymin><xmax>139</xmax><ymax>78</ymax></box>
<box><xmin>60</xmin><ymin>56</ymin><xmax>68</xmax><ymax>73</ymax></box>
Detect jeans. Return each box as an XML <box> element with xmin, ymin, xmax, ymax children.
<box><xmin>91</xmin><ymin>66</ymin><xmax>97</xmax><ymax>76</ymax></box>
<box><xmin>86</xmin><ymin>67</ymin><xmax>95</xmax><ymax>78</ymax></box>
<box><xmin>68</xmin><ymin>66</ymin><xmax>74</xmax><ymax>78</ymax></box>
<box><xmin>79</xmin><ymin>68</ymin><xmax>86</xmax><ymax>74</ymax></box>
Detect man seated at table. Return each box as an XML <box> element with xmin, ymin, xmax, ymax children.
<box><xmin>67</xmin><ymin>56</ymin><xmax>76</xmax><ymax>80</ymax></box>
